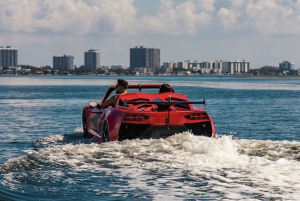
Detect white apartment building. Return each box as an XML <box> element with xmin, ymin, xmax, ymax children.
<box><xmin>222</xmin><ymin>60</ymin><xmax>250</xmax><ymax>74</ymax></box>
<box><xmin>165</xmin><ymin>59</ymin><xmax>250</xmax><ymax>74</ymax></box>
<box><xmin>0</xmin><ymin>46</ymin><xmax>18</xmax><ymax>68</ymax></box>
<box><xmin>211</xmin><ymin>60</ymin><xmax>223</xmax><ymax>74</ymax></box>
<box><xmin>186</xmin><ymin>60</ymin><xmax>201</xmax><ymax>71</ymax></box>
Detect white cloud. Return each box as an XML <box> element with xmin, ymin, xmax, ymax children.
<box><xmin>0</xmin><ymin>0</ymin><xmax>137</xmax><ymax>34</ymax></box>
<box><xmin>194</xmin><ymin>0</ymin><xmax>215</xmax><ymax>12</ymax></box>
<box><xmin>138</xmin><ymin>0</ymin><xmax>214</xmax><ymax>35</ymax></box>
<box><xmin>159</xmin><ymin>0</ymin><xmax>174</xmax><ymax>11</ymax></box>
<box><xmin>245</xmin><ymin>0</ymin><xmax>298</xmax><ymax>35</ymax></box>
<box><xmin>1</xmin><ymin>0</ymin><xmax>300</xmax><ymax>36</ymax></box>
<box><xmin>217</xmin><ymin>7</ymin><xmax>237</xmax><ymax>28</ymax></box>
<box><xmin>0</xmin><ymin>0</ymin><xmax>215</xmax><ymax>36</ymax></box>
<box><xmin>217</xmin><ymin>0</ymin><xmax>300</xmax><ymax>35</ymax></box>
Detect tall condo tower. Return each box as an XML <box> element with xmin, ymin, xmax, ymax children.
<box><xmin>0</xmin><ymin>46</ymin><xmax>18</xmax><ymax>67</ymax></box>
<box><xmin>53</xmin><ymin>55</ymin><xmax>74</xmax><ymax>70</ymax></box>
<box><xmin>130</xmin><ymin>46</ymin><xmax>160</xmax><ymax>72</ymax></box>
<box><xmin>84</xmin><ymin>49</ymin><xmax>100</xmax><ymax>71</ymax></box>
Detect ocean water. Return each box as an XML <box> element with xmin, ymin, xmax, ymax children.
<box><xmin>0</xmin><ymin>75</ymin><xmax>300</xmax><ymax>200</ymax></box>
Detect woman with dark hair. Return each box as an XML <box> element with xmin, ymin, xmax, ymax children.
<box><xmin>159</xmin><ymin>83</ymin><xmax>174</xmax><ymax>93</ymax></box>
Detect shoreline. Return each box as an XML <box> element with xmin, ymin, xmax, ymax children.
<box><xmin>1</xmin><ymin>74</ymin><xmax>300</xmax><ymax>79</ymax></box>
<box><xmin>238</xmin><ymin>75</ymin><xmax>300</xmax><ymax>79</ymax></box>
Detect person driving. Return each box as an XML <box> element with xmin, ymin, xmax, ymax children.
<box><xmin>159</xmin><ymin>83</ymin><xmax>174</xmax><ymax>93</ymax></box>
<box><xmin>101</xmin><ymin>79</ymin><xmax>128</xmax><ymax>108</ymax></box>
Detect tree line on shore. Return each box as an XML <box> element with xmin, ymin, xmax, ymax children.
<box><xmin>249</xmin><ymin>66</ymin><xmax>299</xmax><ymax>75</ymax></box>
<box><xmin>1</xmin><ymin>65</ymin><xmax>299</xmax><ymax>76</ymax></box>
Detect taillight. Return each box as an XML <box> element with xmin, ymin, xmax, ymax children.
<box><xmin>123</xmin><ymin>114</ymin><xmax>150</xmax><ymax>121</ymax></box>
<box><xmin>185</xmin><ymin>113</ymin><xmax>208</xmax><ymax>120</ymax></box>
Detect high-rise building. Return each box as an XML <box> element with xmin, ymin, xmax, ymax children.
<box><xmin>0</xmin><ymin>46</ymin><xmax>18</xmax><ymax>68</ymax></box>
<box><xmin>53</xmin><ymin>55</ymin><xmax>74</xmax><ymax>70</ymax></box>
<box><xmin>84</xmin><ymin>49</ymin><xmax>100</xmax><ymax>71</ymax></box>
<box><xmin>279</xmin><ymin>61</ymin><xmax>294</xmax><ymax>70</ymax></box>
<box><xmin>130</xmin><ymin>46</ymin><xmax>160</xmax><ymax>72</ymax></box>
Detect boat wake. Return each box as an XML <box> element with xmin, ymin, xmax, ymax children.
<box><xmin>0</xmin><ymin>129</ymin><xmax>300</xmax><ymax>200</ymax></box>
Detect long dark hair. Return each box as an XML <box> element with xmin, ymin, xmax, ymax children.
<box><xmin>159</xmin><ymin>84</ymin><xmax>174</xmax><ymax>93</ymax></box>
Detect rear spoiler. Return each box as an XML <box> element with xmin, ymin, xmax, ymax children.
<box><xmin>123</xmin><ymin>98</ymin><xmax>206</xmax><ymax>107</ymax></box>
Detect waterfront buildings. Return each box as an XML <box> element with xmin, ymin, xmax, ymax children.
<box><xmin>130</xmin><ymin>46</ymin><xmax>160</xmax><ymax>72</ymax></box>
<box><xmin>111</xmin><ymin>64</ymin><xmax>125</xmax><ymax>70</ymax></box>
<box><xmin>163</xmin><ymin>61</ymin><xmax>175</xmax><ymax>72</ymax></box>
<box><xmin>84</xmin><ymin>49</ymin><xmax>100</xmax><ymax>71</ymax></box>
<box><xmin>0</xmin><ymin>46</ymin><xmax>18</xmax><ymax>68</ymax></box>
<box><xmin>279</xmin><ymin>61</ymin><xmax>294</xmax><ymax>70</ymax></box>
<box><xmin>53</xmin><ymin>55</ymin><xmax>74</xmax><ymax>70</ymax></box>
<box><xmin>134</xmin><ymin>67</ymin><xmax>148</xmax><ymax>74</ymax></box>
<box><xmin>162</xmin><ymin>60</ymin><xmax>250</xmax><ymax>74</ymax></box>
<box><xmin>101</xmin><ymin>65</ymin><xmax>110</xmax><ymax>70</ymax></box>
<box><xmin>177</xmin><ymin>61</ymin><xmax>188</xmax><ymax>70</ymax></box>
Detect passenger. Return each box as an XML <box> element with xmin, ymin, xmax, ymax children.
<box><xmin>101</xmin><ymin>79</ymin><xmax>128</xmax><ymax>108</ymax></box>
<box><xmin>159</xmin><ymin>83</ymin><xmax>174</xmax><ymax>93</ymax></box>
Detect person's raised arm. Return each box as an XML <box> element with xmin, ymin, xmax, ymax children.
<box><xmin>101</xmin><ymin>95</ymin><xmax>118</xmax><ymax>108</ymax></box>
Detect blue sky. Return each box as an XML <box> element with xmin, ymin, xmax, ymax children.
<box><xmin>0</xmin><ymin>0</ymin><xmax>299</xmax><ymax>69</ymax></box>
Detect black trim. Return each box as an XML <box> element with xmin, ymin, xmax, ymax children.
<box><xmin>118</xmin><ymin>123</ymin><xmax>150</xmax><ymax>141</ymax></box>
<box><xmin>185</xmin><ymin>122</ymin><xmax>212</xmax><ymax>137</ymax></box>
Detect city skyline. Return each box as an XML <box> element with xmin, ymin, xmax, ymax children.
<box><xmin>0</xmin><ymin>45</ymin><xmax>295</xmax><ymax>74</ymax></box>
<box><xmin>1</xmin><ymin>44</ymin><xmax>295</xmax><ymax>70</ymax></box>
<box><xmin>1</xmin><ymin>1</ymin><xmax>300</xmax><ymax>68</ymax></box>
<box><xmin>1</xmin><ymin>45</ymin><xmax>255</xmax><ymax>70</ymax></box>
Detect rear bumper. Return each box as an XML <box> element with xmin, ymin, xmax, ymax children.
<box><xmin>141</xmin><ymin>126</ymin><xmax>188</xmax><ymax>139</ymax></box>
<box><xmin>118</xmin><ymin>122</ymin><xmax>212</xmax><ymax>141</ymax></box>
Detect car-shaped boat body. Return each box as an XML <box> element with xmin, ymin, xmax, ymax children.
<box><xmin>82</xmin><ymin>84</ymin><xmax>216</xmax><ymax>143</ymax></box>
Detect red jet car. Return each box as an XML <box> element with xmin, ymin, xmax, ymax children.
<box><xmin>82</xmin><ymin>84</ymin><xmax>216</xmax><ymax>143</ymax></box>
